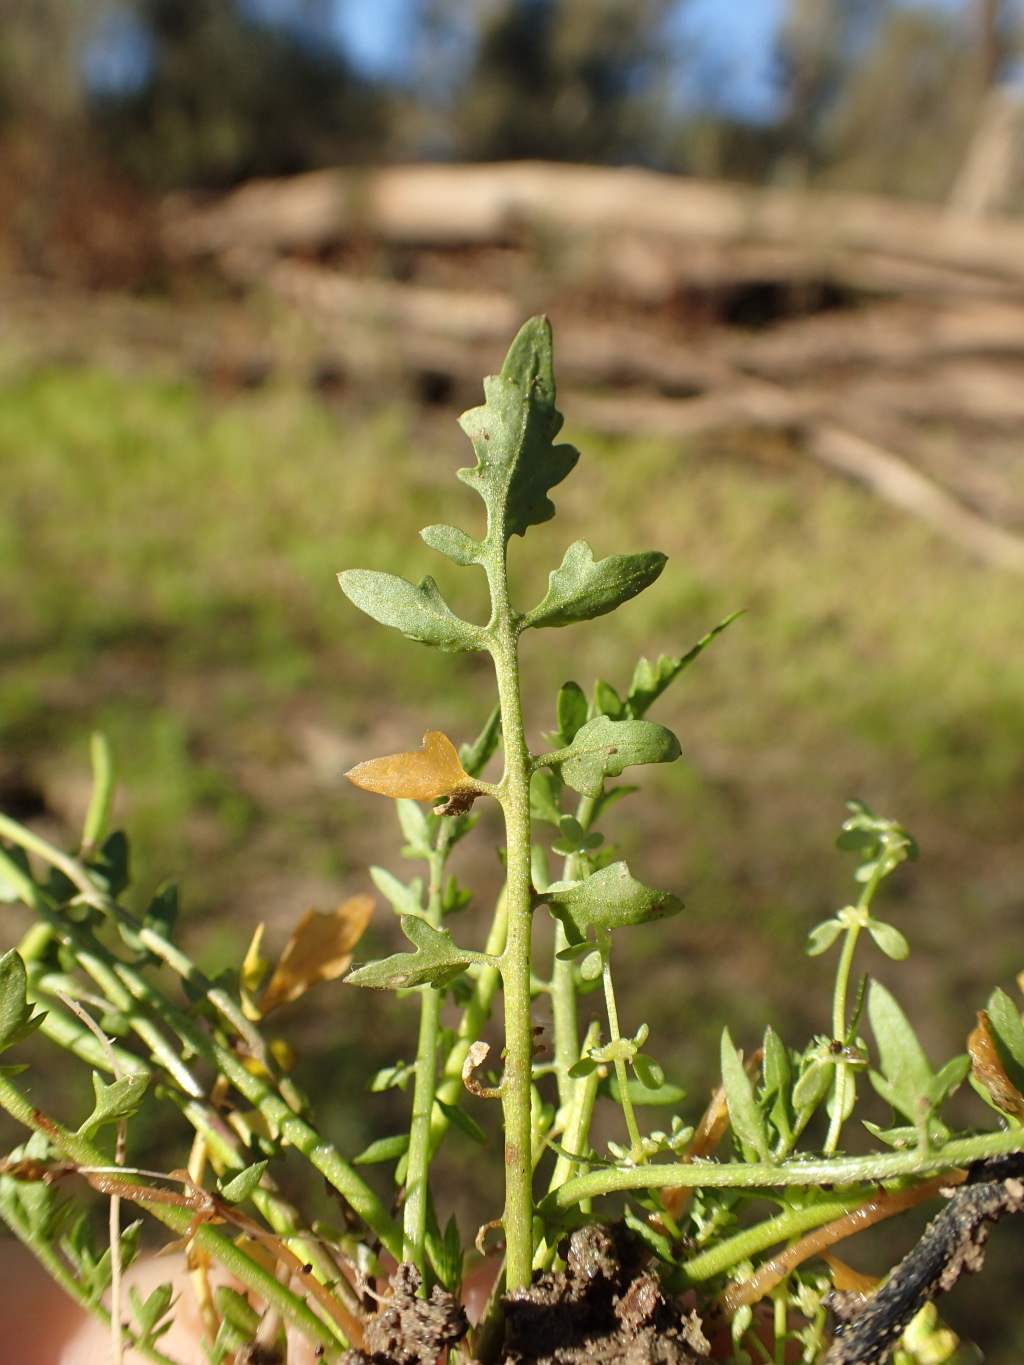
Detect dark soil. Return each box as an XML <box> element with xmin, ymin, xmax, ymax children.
<box><xmin>500</xmin><ymin>1225</ymin><xmax>709</xmax><ymax>1365</ymax></box>
<box><xmin>341</xmin><ymin>1263</ymin><xmax>469</xmax><ymax>1365</ymax></box>
<box><xmin>343</xmin><ymin>1227</ymin><xmax>709</xmax><ymax>1365</ymax></box>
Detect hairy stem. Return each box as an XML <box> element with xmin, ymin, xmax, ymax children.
<box><xmin>541</xmin><ymin>1128</ymin><xmax>1024</xmax><ymax>1214</ymax></box>
<box><xmin>486</xmin><ymin>560</ymin><xmax>535</xmax><ymax>1290</ymax></box>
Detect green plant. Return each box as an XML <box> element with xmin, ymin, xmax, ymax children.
<box><xmin>0</xmin><ymin>317</ymin><xmax>1022</xmax><ymax>1364</ymax></box>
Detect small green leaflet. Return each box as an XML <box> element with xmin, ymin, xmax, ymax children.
<box><xmin>456</xmin><ymin>316</ymin><xmax>579</xmax><ymax>546</ymax></box>
<box><xmin>868</xmin><ymin>980</ymin><xmax>969</xmax><ymax>1123</ymax></box>
<box><xmin>545</xmin><ymin>861</ymin><xmax>682</xmax><ymax>943</ymax></box>
<box><xmin>555</xmin><ymin>682</ymin><xmax>588</xmax><ymax>746</ymax></box>
<box><xmin>0</xmin><ymin>950</ymin><xmax>46</xmax><ymax>1054</ymax></box>
<box><xmin>426</xmin><ymin>1213</ymin><xmax>464</xmax><ymax>1295</ymax></box>
<box><xmin>370</xmin><ymin>866</ymin><xmax>425</xmax><ymax>918</ymax></box>
<box><xmin>338</xmin><ymin>570</ymin><xmax>482</xmax><ymax>652</ymax></box>
<box><xmin>435</xmin><ymin>1098</ymin><xmax>487</xmax><ymax>1146</ymax></box>
<box><xmin>128</xmin><ymin>1281</ymin><xmax>176</xmax><ymax>1345</ymax></box>
<box><xmin>553</xmin><ymin>716</ymin><xmax>681</xmax><ymax>798</ymax></box>
<box><xmin>459</xmin><ymin>706</ymin><xmax>502</xmax><ymax>777</ymax></box>
<box><xmin>218</xmin><ymin>1160</ymin><xmax>268</xmax><ymax>1203</ymax></box>
<box><xmin>78</xmin><ymin>1070</ymin><xmax>150</xmax><ymax>1138</ymax></box>
<box><xmin>420</xmin><ymin>523</ymin><xmax>482</xmax><ymax>567</ymax></box>
<box><xmin>530</xmin><ymin>769</ymin><xmax>563</xmax><ymax>826</ymax></box>
<box><xmin>986</xmin><ymin>988</ymin><xmax>1024</xmax><ymax>1080</ymax></box>
<box><xmin>354</xmin><ymin>1133</ymin><xmax>410</xmax><ymax>1165</ymax></box>
<box><xmin>625</xmin><ymin>612</ymin><xmax>743</xmax><ymax>719</ymax></box>
<box><xmin>346</xmin><ymin>915</ymin><xmax>494</xmax><ymax>990</ymax></box>
<box><xmin>396</xmin><ymin>799</ymin><xmax>437</xmax><ymax>858</ymax></box>
<box><xmin>523</xmin><ymin>541</ymin><xmax>666</xmax><ymax>630</ymax></box>
<box><xmin>607</xmin><ymin>1074</ymin><xmax>687</xmax><ymax>1107</ymax></box>
<box><xmin>720</xmin><ymin>1028</ymin><xmax>771</xmax><ymax>1163</ymax></box>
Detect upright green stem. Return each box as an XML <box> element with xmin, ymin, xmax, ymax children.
<box><xmin>488</xmin><ymin>601</ymin><xmax>536</xmax><ymax>1291</ymax></box>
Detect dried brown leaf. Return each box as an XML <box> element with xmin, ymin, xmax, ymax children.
<box><xmin>968</xmin><ymin>1009</ymin><xmax>1024</xmax><ymax>1120</ymax></box>
<box><xmin>346</xmin><ymin>731</ymin><xmax>475</xmax><ymax>802</ymax></box>
<box><xmin>257</xmin><ymin>895</ymin><xmax>375</xmax><ymax>1016</ymax></box>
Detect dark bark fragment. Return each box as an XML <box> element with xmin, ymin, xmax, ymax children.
<box><xmin>823</xmin><ymin>1154</ymin><xmax>1024</xmax><ymax>1365</ymax></box>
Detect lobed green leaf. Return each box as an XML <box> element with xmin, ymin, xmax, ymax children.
<box><xmin>456</xmin><ymin>316</ymin><xmax>579</xmax><ymax>545</ymax></box>
<box><xmin>338</xmin><ymin>569</ymin><xmax>482</xmax><ymax>652</ymax></box>
<box><xmin>545</xmin><ymin>861</ymin><xmax>682</xmax><ymax>943</ymax></box>
<box><xmin>523</xmin><ymin>541</ymin><xmax>666</xmax><ymax>630</ymax></box>
<box><xmin>78</xmin><ymin>1071</ymin><xmax>150</xmax><ymax>1138</ymax></box>
<box><xmin>553</xmin><ymin>716</ymin><xmax>681</xmax><ymax>798</ymax></box>
<box><xmin>346</xmin><ymin>915</ymin><xmax>491</xmax><ymax>990</ymax></box>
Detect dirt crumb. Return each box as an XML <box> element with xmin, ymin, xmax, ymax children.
<box><xmin>341</xmin><ymin>1263</ymin><xmax>469</xmax><ymax>1365</ymax></box>
<box><xmin>501</xmin><ymin>1224</ymin><xmax>709</xmax><ymax>1365</ymax></box>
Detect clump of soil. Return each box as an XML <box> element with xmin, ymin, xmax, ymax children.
<box><xmin>342</xmin><ymin>1226</ymin><xmax>709</xmax><ymax>1365</ymax></box>
<box><xmin>341</xmin><ymin>1263</ymin><xmax>469</xmax><ymax>1365</ymax></box>
<box><xmin>501</xmin><ymin>1225</ymin><xmax>710</xmax><ymax>1365</ymax></box>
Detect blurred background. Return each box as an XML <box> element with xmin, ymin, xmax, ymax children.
<box><xmin>3</xmin><ymin>0</ymin><xmax>1024</xmax><ymax>1357</ymax></box>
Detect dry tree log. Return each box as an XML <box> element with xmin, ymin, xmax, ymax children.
<box><xmin>163</xmin><ymin>162</ymin><xmax>1024</xmax><ymax>296</ymax></box>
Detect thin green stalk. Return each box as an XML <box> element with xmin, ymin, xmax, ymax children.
<box><xmin>166</xmin><ymin>1089</ymin><xmax>365</xmax><ymax>1320</ymax></box>
<box><xmin>548</xmin><ymin>792</ymin><xmax>595</xmax><ymax>1109</ymax></box>
<box><xmin>682</xmin><ymin>1193</ymin><xmax>864</xmax><ymax>1282</ymax></box>
<box><xmin>541</xmin><ymin>1126</ymin><xmax>1024</xmax><ymax>1214</ymax></box>
<box><xmin>824</xmin><ymin>862</ymin><xmax>886</xmax><ymax>1156</ymax></box>
<box><xmin>773</xmin><ymin>1285</ymin><xmax>788</xmax><ymax>1365</ymax></box>
<box><xmin>533</xmin><ymin>1021</ymin><xmax>602</xmax><ymax>1271</ymax></box>
<box><xmin>429</xmin><ymin>886</ymin><xmax>507</xmax><ymax>1154</ymax></box>
<box><xmin>81</xmin><ymin>732</ymin><xmax>115</xmax><ymax>855</ymax></box>
<box><xmin>1</xmin><ymin>812</ymin><xmax>294</xmax><ymax>1099</ymax></box>
<box><xmin>599</xmin><ymin>934</ymin><xmax>644</xmax><ymax>1161</ymax></box>
<box><xmin>549</xmin><ymin>921</ymin><xmax>579</xmax><ymax>1111</ymax></box>
<box><xmin>403</xmin><ymin>823</ymin><xmax>456</xmax><ymax>1274</ymax></box>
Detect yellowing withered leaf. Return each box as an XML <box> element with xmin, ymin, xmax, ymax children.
<box><xmin>346</xmin><ymin>731</ymin><xmax>474</xmax><ymax>802</ymax></box>
<box><xmin>257</xmin><ymin>895</ymin><xmax>375</xmax><ymax>1016</ymax></box>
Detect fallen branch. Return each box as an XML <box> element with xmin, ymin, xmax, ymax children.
<box><xmin>807</xmin><ymin>424</ymin><xmax>1024</xmax><ymax>574</ymax></box>
<box><xmin>823</xmin><ymin>1154</ymin><xmax>1024</xmax><ymax>1365</ymax></box>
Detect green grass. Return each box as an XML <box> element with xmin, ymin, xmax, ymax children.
<box><xmin>2</xmin><ymin>363</ymin><xmax>1023</xmax><ymax>1104</ymax></box>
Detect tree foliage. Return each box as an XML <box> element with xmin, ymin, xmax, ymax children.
<box><xmin>93</xmin><ymin>0</ymin><xmax>390</xmax><ymax>189</ymax></box>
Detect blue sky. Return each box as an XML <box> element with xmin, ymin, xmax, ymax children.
<box><xmin>333</xmin><ymin>0</ymin><xmax>790</xmax><ymax>121</ymax></box>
